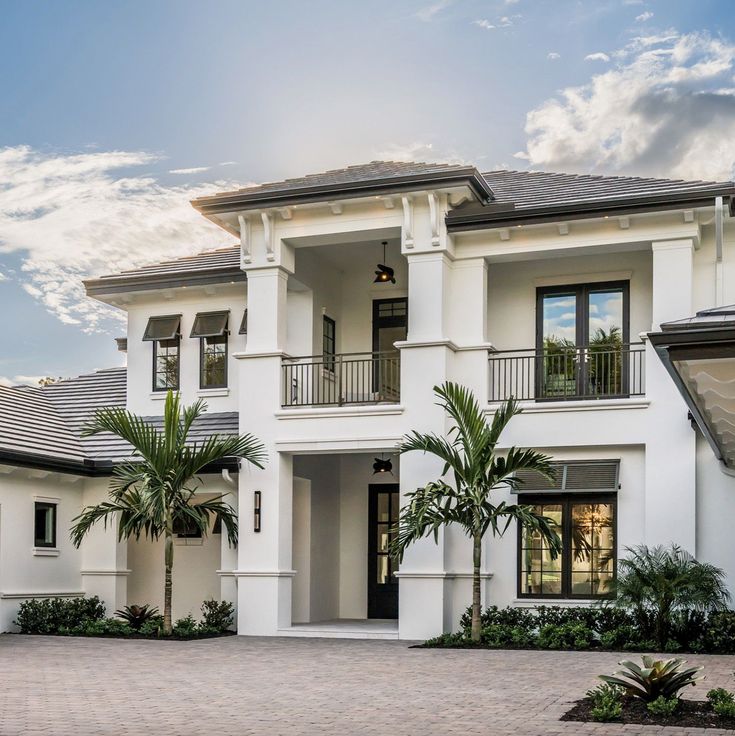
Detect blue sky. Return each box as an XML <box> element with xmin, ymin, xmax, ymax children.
<box><xmin>1</xmin><ymin>0</ymin><xmax>735</xmax><ymax>383</ymax></box>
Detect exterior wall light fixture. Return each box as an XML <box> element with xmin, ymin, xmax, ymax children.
<box><xmin>253</xmin><ymin>491</ymin><xmax>262</xmax><ymax>532</ymax></box>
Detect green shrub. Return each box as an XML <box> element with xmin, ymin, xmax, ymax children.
<box><xmin>600</xmin><ymin>656</ymin><xmax>704</xmax><ymax>702</ymax></box>
<box><xmin>82</xmin><ymin>618</ymin><xmax>133</xmax><ymax>637</ymax></box>
<box><xmin>115</xmin><ymin>604</ymin><xmax>159</xmax><ymax>630</ymax></box>
<box><xmin>200</xmin><ymin>599</ymin><xmax>234</xmax><ymax>632</ymax></box>
<box><xmin>707</xmin><ymin>688</ymin><xmax>735</xmax><ymax>717</ymax></box>
<box><xmin>14</xmin><ymin>596</ymin><xmax>105</xmax><ymax>634</ymax></box>
<box><xmin>538</xmin><ymin>622</ymin><xmax>594</xmax><ymax>650</ymax></box>
<box><xmin>647</xmin><ymin>695</ymin><xmax>680</xmax><ymax>716</ymax></box>
<box><xmin>698</xmin><ymin>611</ymin><xmax>735</xmax><ymax>654</ymax></box>
<box><xmin>172</xmin><ymin>615</ymin><xmax>198</xmax><ymax>638</ymax></box>
<box><xmin>423</xmin><ymin>632</ymin><xmax>469</xmax><ymax>647</ymax></box>
<box><xmin>586</xmin><ymin>683</ymin><xmax>623</xmax><ymax>722</ymax></box>
<box><xmin>480</xmin><ymin>624</ymin><xmax>536</xmax><ymax>649</ymax></box>
<box><xmin>139</xmin><ymin>616</ymin><xmax>163</xmax><ymax>637</ymax></box>
<box><xmin>600</xmin><ymin>624</ymin><xmax>646</xmax><ymax>650</ymax></box>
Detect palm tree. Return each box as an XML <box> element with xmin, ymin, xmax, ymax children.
<box><xmin>70</xmin><ymin>391</ymin><xmax>266</xmax><ymax>635</ymax></box>
<box><xmin>391</xmin><ymin>382</ymin><xmax>561</xmax><ymax>642</ymax></box>
<box><xmin>614</xmin><ymin>544</ymin><xmax>730</xmax><ymax>650</ymax></box>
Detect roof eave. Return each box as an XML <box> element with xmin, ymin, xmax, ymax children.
<box><xmin>446</xmin><ymin>190</ymin><xmax>735</xmax><ymax>232</ymax></box>
<box><xmin>84</xmin><ymin>268</ymin><xmax>246</xmax><ymax>298</ymax></box>
<box><xmin>191</xmin><ymin>168</ymin><xmax>494</xmax><ymax>215</ymax></box>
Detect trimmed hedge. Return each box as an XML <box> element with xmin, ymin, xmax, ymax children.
<box><xmin>422</xmin><ymin>605</ymin><xmax>735</xmax><ymax>653</ymax></box>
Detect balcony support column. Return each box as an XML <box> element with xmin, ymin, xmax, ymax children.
<box><xmin>644</xmin><ymin>239</ymin><xmax>696</xmax><ymax>551</ymax></box>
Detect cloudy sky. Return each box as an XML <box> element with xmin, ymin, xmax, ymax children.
<box><xmin>1</xmin><ymin>0</ymin><xmax>735</xmax><ymax>383</ymax></box>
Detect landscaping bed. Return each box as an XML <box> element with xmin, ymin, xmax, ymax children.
<box><xmin>13</xmin><ymin>596</ymin><xmax>235</xmax><ymax>640</ymax></box>
<box><xmin>562</xmin><ymin>696</ymin><xmax>735</xmax><ymax>729</ymax></box>
<box><xmin>420</xmin><ymin>605</ymin><xmax>735</xmax><ymax>654</ymax></box>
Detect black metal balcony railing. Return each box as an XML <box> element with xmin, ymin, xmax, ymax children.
<box><xmin>488</xmin><ymin>343</ymin><xmax>646</xmax><ymax>402</ymax></box>
<box><xmin>282</xmin><ymin>351</ymin><xmax>400</xmax><ymax>408</ymax></box>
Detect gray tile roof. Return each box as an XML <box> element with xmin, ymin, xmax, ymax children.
<box><xmin>0</xmin><ymin>368</ymin><xmax>239</xmax><ymax>473</ymax></box>
<box><xmin>660</xmin><ymin>305</ymin><xmax>735</xmax><ymax>331</ymax></box>
<box><xmin>84</xmin><ymin>245</ymin><xmax>244</xmax><ymax>296</ymax></box>
<box><xmin>88</xmin><ymin>162</ymin><xmax>735</xmax><ymax>291</ymax></box>
<box><xmin>481</xmin><ymin>169</ymin><xmax>734</xmax><ymax>210</ymax></box>
<box><xmin>196</xmin><ymin>160</ymin><xmax>473</xmax><ymax>200</ymax></box>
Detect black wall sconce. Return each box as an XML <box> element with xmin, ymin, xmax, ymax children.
<box><xmin>253</xmin><ymin>490</ymin><xmax>262</xmax><ymax>533</ymax></box>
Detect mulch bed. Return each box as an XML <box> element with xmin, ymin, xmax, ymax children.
<box><xmin>562</xmin><ymin>697</ymin><xmax>735</xmax><ymax>729</ymax></box>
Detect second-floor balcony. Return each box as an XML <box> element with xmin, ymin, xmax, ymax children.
<box><xmin>282</xmin><ymin>351</ymin><xmax>400</xmax><ymax>408</ymax></box>
<box><xmin>488</xmin><ymin>342</ymin><xmax>646</xmax><ymax>403</ymax></box>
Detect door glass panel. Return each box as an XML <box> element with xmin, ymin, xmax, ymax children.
<box><xmin>377</xmin><ymin>555</ymin><xmax>389</xmax><ymax>584</ymax></box>
<box><xmin>377</xmin><ymin>493</ymin><xmax>390</xmax><ymax>522</ymax></box>
<box><xmin>390</xmin><ymin>492</ymin><xmax>399</xmax><ymax>522</ymax></box>
<box><xmin>541</xmin><ymin>294</ymin><xmax>577</xmax><ymax>398</ymax></box>
<box><xmin>377</xmin><ymin>523</ymin><xmax>389</xmax><ymax>553</ymax></box>
<box><xmin>587</xmin><ymin>290</ymin><xmax>624</xmax><ymax>397</ymax></box>
<box><xmin>520</xmin><ymin>503</ymin><xmax>563</xmax><ymax>596</ymax></box>
<box><xmin>376</xmin><ymin>327</ymin><xmax>404</xmax><ymax>400</ymax></box>
<box><xmin>571</xmin><ymin>502</ymin><xmax>614</xmax><ymax>597</ymax></box>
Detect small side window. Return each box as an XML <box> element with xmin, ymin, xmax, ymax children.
<box><xmin>34</xmin><ymin>502</ymin><xmax>57</xmax><ymax>548</ymax></box>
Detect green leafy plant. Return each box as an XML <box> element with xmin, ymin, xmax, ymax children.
<box><xmin>599</xmin><ymin>656</ymin><xmax>704</xmax><ymax>702</ymax></box>
<box><xmin>481</xmin><ymin>624</ymin><xmax>536</xmax><ymax>649</ymax></box>
<box><xmin>172</xmin><ymin>615</ymin><xmax>198</xmax><ymax>637</ymax></box>
<box><xmin>707</xmin><ymin>688</ymin><xmax>735</xmax><ymax>717</ymax></box>
<box><xmin>647</xmin><ymin>695</ymin><xmax>680</xmax><ymax>716</ymax></box>
<box><xmin>614</xmin><ymin>544</ymin><xmax>730</xmax><ymax>650</ymax></box>
<box><xmin>14</xmin><ymin>596</ymin><xmax>105</xmax><ymax>634</ymax></box>
<box><xmin>200</xmin><ymin>599</ymin><xmax>234</xmax><ymax>632</ymax></box>
<box><xmin>538</xmin><ymin>622</ymin><xmax>594</xmax><ymax>650</ymax></box>
<box><xmin>70</xmin><ymin>391</ymin><xmax>266</xmax><ymax>634</ymax></box>
<box><xmin>115</xmin><ymin>604</ymin><xmax>160</xmax><ymax>630</ymax></box>
<box><xmin>82</xmin><ymin>618</ymin><xmax>133</xmax><ymax>636</ymax></box>
<box><xmin>586</xmin><ymin>683</ymin><xmax>623</xmax><ymax>722</ymax></box>
<box><xmin>139</xmin><ymin>616</ymin><xmax>164</xmax><ymax>637</ymax></box>
<box><xmin>422</xmin><ymin>632</ymin><xmax>469</xmax><ymax>648</ymax></box>
<box><xmin>390</xmin><ymin>383</ymin><xmax>561</xmax><ymax>641</ymax></box>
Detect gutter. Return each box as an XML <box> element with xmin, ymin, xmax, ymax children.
<box><xmin>191</xmin><ymin>168</ymin><xmax>495</xmax><ymax>215</ymax></box>
<box><xmin>0</xmin><ymin>451</ymin><xmax>240</xmax><ymax>478</ymax></box>
<box><xmin>446</xmin><ymin>190</ymin><xmax>735</xmax><ymax>232</ymax></box>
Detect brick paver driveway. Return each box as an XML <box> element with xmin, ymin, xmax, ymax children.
<box><xmin>2</xmin><ymin>635</ymin><xmax>735</xmax><ymax>735</ymax></box>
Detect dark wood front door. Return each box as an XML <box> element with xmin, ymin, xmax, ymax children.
<box><xmin>367</xmin><ymin>484</ymin><xmax>399</xmax><ymax>619</ymax></box>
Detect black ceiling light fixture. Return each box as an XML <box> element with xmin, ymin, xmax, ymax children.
<box><xmin>372</xmin><ymin>454</ymin><xmax>394</xmax><ymax>475</ymax></box>
<box><xmin>374</xmin><ymin>241</ymin><xmax>396</xmax><ymax>284</ymax></box>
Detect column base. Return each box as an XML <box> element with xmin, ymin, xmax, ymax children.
<box><xmin>235</xmin><ymin>570</ymin><xmax>295</xmax><ymax>635</ymax></box>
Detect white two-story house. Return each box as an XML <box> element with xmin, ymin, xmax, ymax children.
<box><xmin>1</xmin><ymin>160</ymin><xmax>734</xmax><ymax>640</ymax></box>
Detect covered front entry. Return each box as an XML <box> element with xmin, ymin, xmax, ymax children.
<box><xmin>284</xmin><ymin>453</ymin><xmax>400</xmax><ymax>638</ymax></box>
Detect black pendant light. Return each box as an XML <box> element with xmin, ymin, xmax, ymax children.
<box><xmin>374</xmin><ymin>241</ymin><xmax>396</xmax><ymax>284</ymax></box>
<box><xmin>372</xmin><ymin>454</ymin><xmax>394</xmax><ymax>475</ymax></box>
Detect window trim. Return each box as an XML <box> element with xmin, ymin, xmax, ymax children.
<box><xmin>33</xmin><ymin>501</ymin><xmax>57</xmax><ymax>549</ymax></box>
<box><xmin>199</xmin><ymin>333</ymin><xmax>228</xmax><ymax>389</ymax></box>
<box><xmin>152</xmin><ymin>336</ymin><xmax>181</xmax><ymax>392</ymax></box>
<box><xmin>517</xmin><ymin>492</ymin><xmax>617</xmax><ymax>600</ymax></box>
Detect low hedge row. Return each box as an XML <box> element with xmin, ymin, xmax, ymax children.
<box><xmin>423</xmin><ymin>605</ymin><xmax>735</xmax><ymax>653</ymax></box>
<box><xmin>14</xmin><ymin>596</ymin><xmax>234</xmax><ymax>639</ymax></box>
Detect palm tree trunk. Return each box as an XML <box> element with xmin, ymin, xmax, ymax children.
<box><xmin>471</xmin><ymin>530</ymin><xmax>483</xmax><ymax>642</ymax></box>
<box><xmin>163</xmin><ymin>529</ymin><xmax>174</xmax><ymax>635</ymax></box>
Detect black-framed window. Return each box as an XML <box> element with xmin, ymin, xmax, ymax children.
<box><xmin>153</xmin><ymin>338</ymin><xmax>180</xmax><ymax>391</ymax></box>
<box><xmin>34</xmin><ymin>502</ymin><xmax>57</xmax><ymax>548</ymax></box>
<box><xmin>323</xmin><ymin>315</ymin><xmax>336</xmax><ymax>373</ymax></box>
<box><xmin>201</xmin><ymin>334</ymin><xmax>228</xmax><ymax>388</ymax></box>
<box><xmin>518</xmin><ymin>493</ymin><xmax>616</xmax><ymax>599</ymax></box>
<box><xmin>173</xmin><ymin>515</ymin><xmax>202</xmax><ymax>539</ymax></box>
<box><xmin>536</xmin><ymin>281</ymin><xmax>630</xmax><ymax>400</ymax></box>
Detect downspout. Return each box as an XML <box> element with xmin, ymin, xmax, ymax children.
<box><xmin>715</xmin><ymin>196</ymin><xmax>724</xmax><ymax>306</ymax></box>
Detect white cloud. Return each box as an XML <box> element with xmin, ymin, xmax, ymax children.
<box><xmin>635</xmin><ymin>11</ymin><xmax>654</xmax><ymax>22</ymax></box>
<box><xmin>504</xmin><ymin>0</ymin><xmax>520</xmax><ymax>4</ymax></box>
<box><xmin>548</xmin><ymin>52</ymin><xmax>561</xmax><ymax>60</ymax></box>
<box><xmin>498</xmin><ymin>15</ymin><xmax>515</xmax><ymax>27</ymax></box>
<box><xmin>473</xmin><ymin>19</ymin><xmax>495</xmax><ymax>30</ymax></box>
<box><xmin>169</xmin><ymin>166</ymin><xmax>210</xmax><ymax>175</ymax></box>
<box><xmin>0</xmin><ymin>374</ymin><xmax>48</xmax><ymax>387</ymax></box>
<box><xmin>585</xmin><ymin>52</ymin><xmax>611</xmax><ymax>62</ymax></box>
<box><xmin>0</xmin><ymin>146</ymin><xmax>242</xmax><ymax>332</ymax></box>
<box><xmin>416</xmin><ymin>0</ymin><xmax>453</xmax><ymax>22</ymax></box>
<box><xmin>375</xmin><ymin>141</ymin><xmax>469</xmax><ymax>166</ymax></box>
<box><xmin>0</xmin><ymin>271</ymin><xmax>7</xmax><ymax>281</ymax></box>
<box><xmin>519</xmin><ymin>31</ymin><xmax>735</xmax><ymax>181</ymax></box>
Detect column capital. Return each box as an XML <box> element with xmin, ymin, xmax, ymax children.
<box><xmin>651</xmin><ymin>238</ymin><xmax>695</xmax><ymax>253</ymax></box>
